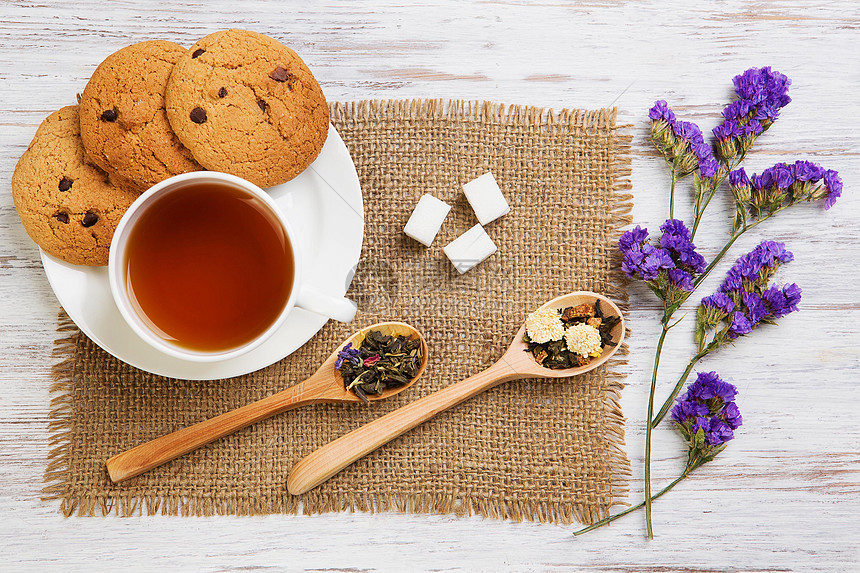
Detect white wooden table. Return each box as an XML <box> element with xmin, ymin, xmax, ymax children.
<box><xmin>2</xmin><ymin>1</ymin><xmax>858</xmax><ymax>571</ymax></box>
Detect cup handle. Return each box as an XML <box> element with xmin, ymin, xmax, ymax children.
<box><xmin>295</xmin><ymin>285</ymin><xmax>357</xmax><ymax>323</ymax></box>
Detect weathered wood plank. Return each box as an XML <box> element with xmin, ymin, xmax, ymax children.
<box><xmin>0</xmin><ymin>0</ymin><xmax>858</xmax><ymax>571</ymax></box>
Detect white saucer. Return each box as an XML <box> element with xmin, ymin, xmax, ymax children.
<box><xmin>40</xmin><ymin>124</ymin><xmax>364</xmax><ymax>380</ymax></box>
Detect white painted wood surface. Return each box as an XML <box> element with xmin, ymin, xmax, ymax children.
<box><xmin>1</xmin><ymin>1</ymin><xmax>858</xmax><ymax>571</ymax></box>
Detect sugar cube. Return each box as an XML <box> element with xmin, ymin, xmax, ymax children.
<box><xmin>443</xmin><ymin>224</ymin><xmax>497</xmax><ymax>274</ymax></box>
<box><xmin>403</xmin><ymin>194</ymin><xmax>452</xmax><ymax>247</ymax></box>
<box><xmin>463</xmin><ymin>172</ymin><xmax>510</xmax><ymax>225</ymax></box>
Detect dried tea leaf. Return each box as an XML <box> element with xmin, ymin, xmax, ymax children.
<box><xmin>335</xmin><ymin>330</ymin><xmax>424</xmax><ymax>401</ymax></box>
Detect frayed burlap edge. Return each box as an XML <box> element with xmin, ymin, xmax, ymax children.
<box><xmin>43</xmin><ymin>100</ymin><xmax>634</xmax><ymax>522</ymax></box>
<box><xmin>42</xmin><ymin>311</ymin><xmax>81</xmax><ymax>516</ymax></box>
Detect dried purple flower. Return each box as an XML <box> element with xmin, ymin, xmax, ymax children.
<box><xmin>649</xmin><ymin>100</ymin><xmax>676</xmax><ymax>122</ymax></box>
<box><xmin>754</xmin><ymin>240</ymin><xmax>793</xmax><ymax>268</ymax></box>
<box><xmin>702</xmin><ymin>292</ymin><xmax>735</xmax><ymax>315</ymax></box>
<box><xmin>735</xmin><ymin>161</ymin><xmax>840</xmax><ymax>218</ymax></box>
<box><xmin>697</xmin><ymin>292</ymin><xmax>735</xmax><ymax>331</ymax></box>
<box><xmin>744</xmin><ymin>120</ymin><xmax>764</xmax><ymax>136</ymax></box>
<box><xmin>698</xmin><ymin>157</ymin><xmax>719</xmax><ymax>178</ymax></box>
<box><xmin>729</xmin><ymin>168</ymin><xmax>751</xmax><ymax>192</ymax></box>
<box><xmin>713</xmin><ymin>67</ymin><xmax>792</xmax><ymax>159</ymax></box>
<box><xmin>721</xmin><ymin>402</ymin><xmax>743</xmax><ymax>430</ymax></box>
<box><xmin>719</xmin><ymin>240</ymin><xmax>794</xmax><ymax>295</ymax></box>
<box><xmin>621</xmin><ymin>246</ymin><xmax>646</xmax><ymax>279</ymax></box>
<box><xmin>659</xmin><ymin>219</ymin><xmax>707</xmax><ymax>273</ymax></box>
<box><xmin>686</xmin><ymin>371</ymin><xmax>738</xmax><ymax>402</ymax></box>
<box><xmin>670</xmin><ymin>399</ymin><xmax>709</xmax><ymax>423</ymax></box>
<box><xmin>823</xmin><ymin>169</ymin><xmax>843</xmax><ymax>210</ymax></box>
<box><xmin>733</xmin><ymin>66</ymin><xmax>791</xmax><ymax>109</ymax></box>
<box><xmin>662</xmin><ymin>219</ymin><xmax>692</xmax><ymax>239</ymax></box>
<box><xmin>334</xmin><ymin>342</ymin><xmax>361</xmax><ymax>370</ymax></box>
<box><xmin>728</xmin><ymin>311</ymin><xmax>753</xmax><ymax>337</ymax></box>
<box><xmin>673</xmin><ymin>121</ymin><xmax>718</xmax><ymax>177</ymax></box>
<box><xmin>712</xmin><ymin>121</ymin><xmax>736</xmax><ymax>141</ymax></box>
<box><xmin>742</xmin><ymin>291</ymin><xmax>769</xmax><ymax>326</ymax></box>
<box><xmin>761</xmin><ymin>284</ymin><xmax>787</xmax><ymax>317</ymax></box>
<box><xmin>782</xmin><ymin>283</ymin><xmax>802</xmax><ymax>314</ymax></box>
<box><xmin>698</xmin><ymin>417</ymin><xmax>735</xmax><ymax>446</ymax></box>
<box><xmin>760</xmin><ymin>282</ymin><xmax>802</xmax><ymax>319</ymax></box>
<box><xmin>750</xmin><ymin>172</ymin><xmax>765</xmax><ymax>191</ymax></box>
<box><xmin>619</xmin><ymin>219</ymin><xmax>710</xmax><ymax>305</ymax></box>
<box><xmin>648</xmin><ymin>100</ymin><xmax>717</xmax><ymax>178</ymax></box>
<box><xmin>672</xmin><ymin>371</ymin><xmax>741</xmax><ymax>448</ymax></box>
<box><xmin>722</xmin><ymin>100</ymin><xmax>751</xmax><ymax>121</ymax></box>
<box><xmin>641</xmin><ymin>248</ymin><xmax>675</xmax><ymax>280</ymax></box>
<box><xmin>668</xmin><ymin>268</ymin><xmax>694</xmax><ymax>291</ymax></box>
<box><xmin>772</xmin><ymin>163</ymin><xmax>794</xmax><ymax>189</ymax></box>
<box><xmin>619</xmin><ymin>225</ymin><xmax>649</xmax><ymax>252</ymax></box>
<box><xmin>791</xmin><ymin>160</ymin><xmax>823</xmax><ymax>182</ymax></box>
<box><xmin>698</xmin><ymin>241</ymin><xmax>801</xmax><ymax>340</ymax></box>
<box><xmin>673</xmin><ymin>120</ymin><xmax>702</xmax><ymax>142</ymax></box>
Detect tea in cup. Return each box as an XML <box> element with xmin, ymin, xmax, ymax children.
<box><xmin>108</xmin><ymin>172</ymin><xmax>356</xmax><ymax>362</ymax></box>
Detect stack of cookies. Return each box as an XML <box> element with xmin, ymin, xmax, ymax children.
<box><xmin>12</xmin><ymin>29</ymin><xmax>329</xmax><ymax>266</ymax></box>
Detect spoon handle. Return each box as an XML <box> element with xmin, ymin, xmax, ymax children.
<box><xmin>106</xmin><ymin>377</ymin><xmax>330</xmax><ymax>483</ymax></box>
<box><xmin>287</xmin><ymin>359</ymin><xmax>519</xmax><ymax>495</ymax></box>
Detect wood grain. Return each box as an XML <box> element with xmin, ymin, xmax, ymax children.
<box><xmin>1</xmin><ymin>1</ymin><xmax>858</xmax><ymax>571</ymax></box>
<box><xmin>106</xmin><ymin>322</ymin><xmax>427</xmax><ymax>483</ymax></box>
<box><xmin>287</xmin><ymin>292</ymin><xmax>624</xmax><ymax>495</ymax></box>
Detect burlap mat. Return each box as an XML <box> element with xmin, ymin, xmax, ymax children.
<box><xmin>44</xmin><ymin>100</ymin><xmax>633</xmax><ymax>524</ymax></box>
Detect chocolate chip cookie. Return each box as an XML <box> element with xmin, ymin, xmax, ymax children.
<box><xmin>165</xmin><ymin>29</ymin><xmax>329</xmax><ymax>188</ymax></box>
<box><xmin>79</xmin><ymin>40</ymin><xmax>202</xmax><ymax>193</ymax></box>
<box><xmin>12</xmin><ymin>106</ymin><xmax>138</xmax><ymax>265</ymax></box>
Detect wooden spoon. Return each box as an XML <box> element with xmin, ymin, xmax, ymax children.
<box><xmin>287</xmin><ymin>291</ymin><xmax>625</xmax><ymax>495</ymax></box>
<box><xmin>106</xmin><ymin>322</ymin><xmax>427</xmax><ymax>483</ymax></box>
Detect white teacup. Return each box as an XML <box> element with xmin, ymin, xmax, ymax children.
<box><xmin>108</xmin><ymin>172</ymin><xmax>357</xmax><ymax>363</ymax></box>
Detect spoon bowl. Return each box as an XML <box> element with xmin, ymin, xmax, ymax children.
<box><xmin>331</xmin><ymin>322</ymin><xmax>429</xmax><ymax>402</ymax></box>
<box><xmin>106</xmin><ymin>321</ymin><xmax>427</xmax><ymax>483</ymax></box>
<box><xmin>287</xmin><ymin>291</ymin><xmax>624</xmax><ymax>495</ymax></box>
<box><xmin>502</xmin><ymin>291</ymin><xmax>625</xmax><ymax>379</ymax></box>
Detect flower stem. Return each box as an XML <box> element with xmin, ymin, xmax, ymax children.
<box><xmin>692</xmin><ymin>205</ymin><xmax>781</xmax><ymax>290</ymax></box>
<box><xmin>669</xmin><ymin>169</ymin><xmax>677</xmax><ymax>220</ymax></box>
<box><xmin>692</xmin><ymin>230</ymin><xmax>743</xmax><ymax>289</ymax></box>
<box><xmin>691</xmin><ymin>154</ymin><xmax>745</xmax><ymax>242</ymax></box>
<box><xmin>690</xmin><ymin>182</ymin><xmax>716</xmax><ymax>241</ymax></box>
<box><xmin>651</xmin><ymin>352</ymin><xmax>707</xmax><ymax>428</ymax></box>
<box><xmin>574</xmin><ymin>462</ymin><xmax>697</xmax><ymax>536</ymax></box>
<box><xmin>644</xmin><ymin>319</ymin><xmax>670</xmax><ymax>539</ymax></box>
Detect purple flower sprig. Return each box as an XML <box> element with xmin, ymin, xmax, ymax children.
<box><xmin>671</xmin><ymin>371</ymin><xmax>742</xmax><ymax>464</ymax></box>
<box><xmin>729</xmin><ymin>161</ymin><xmax>842</xmax><ymax>232</ymax></box>
<box><xmin>713</xmin><ymin>66</ymin><xmax>792</xmax><ymax>161</ymax></box>
<box><xmin>711</xmin><ymin>240</ymin><xmax>801</xmax><ymax>342</ymax></box>
<box><xmin>583</xmin><ymin>66</ymin><xmax>839</xmax><ymax>541</ymax></box>
<box><xmin>575</xmin><ymin>371</ymin><xmax>743</xmax><ymax>537</ymax></box>
<box><xmin>649</xmin><ymin>241</ymin><xmax>800</xmax><ymax>429</ymax></box>
<box><xmin>649</xmin><ymin>100</ymin><xmax>720</xmax><ymax>180</ymax></box>
<box><xmin>619</xmin><ymin>219</ymin><xmax>706</xmax><ymax>310</ymax></box>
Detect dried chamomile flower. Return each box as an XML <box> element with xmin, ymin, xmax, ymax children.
<box><xmin>525</xmin><ymin>307</ymin><xmax>565</xmax><ymax>344</ymax></box>
<box><xmin>564</xmin><ymin>323</ymin><xmax>603</xmax><ymax>357</ymax></box>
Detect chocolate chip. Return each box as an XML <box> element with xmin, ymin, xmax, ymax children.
<box><xmin>81</xmin><ymin>212</ymin><xmax>98</xmax><ymax>227</ymax></box>
<box><xmin>257</xmin><ymin>99</ymin><xmax>268</xmax><ymax>113</ymax></box>
<box><xmin>58</xmin><ymin>177</ymin><xmax>73</xmax><ymax>192</ymax></box>
<box><xmin>190</xmin><ymin>107</ymin><xmax>207</xmax><ymax>124</ymax></box>
<box><xmin>218</xmin><ymin>86</ymin><xmax>227</xmax><ymax>98</ymax></box>
<box><xmin>100</xmin><ymin>109</ymin><xmax>118</xmax><ymax>122</ymax></box>
<box><xmin>54</xmin><ymin>212</ymin><xmax>69</xmax><ymax>224</ymax></box>
<box><xmin>270</xmin><ymin>66</ymin><xmax>291</xmax><ymax>82</ymax></box>
<box><xmin>192</xmin><ymin>48</ymin><xmax>205</xmax><ymax>58</ymax></box>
